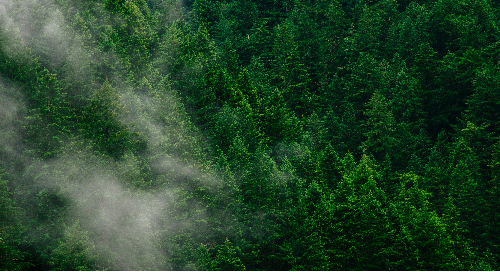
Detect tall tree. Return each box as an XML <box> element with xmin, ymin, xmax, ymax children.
<box><xmin>80</xmin><ymin>80</ymin><xmax>141</xmax><ymax>159</ymax></box>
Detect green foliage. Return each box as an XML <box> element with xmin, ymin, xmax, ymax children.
<box><xmin>271</xmin><ymin>22</ymin><xmax>315</xmax><ymax>117</ymax></box>
<box><xmin>327</xmin><ymin>154</ymin><xmax>389</xmax><ymax>270</ymax></box>
<box><xmin>197</xmin><ymin>238</ymin><xmax>246</xmax><ymax>271</ymax></box>
<box><xmin>466</xmin><ymin>62</ymin><xmax>500</xmax><ymax>136</ymax></box>
<box><xmin>441</xmin><ymin>196</ymin><xmax>477</xmax><ymax>270</ymax></box>
<box><xmin>79</xmin><ymin>80</ymin><xmax>141</xmax><ymax>159</ymax></box>
<box><xmin>362</xmin><ymin>91</ymin><xmax>396</xmax><ymax>159</ymax></box>
<box><xmin>353</xmin><ymin>0</ymin><xmax>399</xmax><ymax>59</ymax></box>
<box><xmin>50</xmin><ymin>221</ymin><xmax>97</xmax><ymax>270</ymax></box>
<box><xmin>1</xmin><ymin>0</ymin><xmax>500</xmax><ymax>270</ymax></box>
<box><xmin>0</xmin><ymin>172</ymin><xmax>32</xmax><ymax>270</ymax></box>
<box><xmin>486</xmin><ymin>141</ymin><xmax>500</xmax><ymax>267</ymax></box>
<box><xmin>24</xmin><ymin>70</ymin><xmax>74</xmax><ymax>159</ymax></box>
<box><xmin>429</xmin><ymin>0</ymin><xmax>498</xmax><ymax>55</ymax></box>
<box><xmin>387</xmin><ymin>173</ymin><xmax>460</xmax><ymax>270</ymax></box>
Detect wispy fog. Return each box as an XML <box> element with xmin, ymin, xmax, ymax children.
<box><xmin>0</xmin><ymin>0</ymin><xmax>214</xmax><ymax>269</ymax></box>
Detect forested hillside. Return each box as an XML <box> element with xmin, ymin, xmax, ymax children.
<box><xmin>0</xmin><ymin>0</ymin><xmax>499</xmax><ymax>270</ymax></box>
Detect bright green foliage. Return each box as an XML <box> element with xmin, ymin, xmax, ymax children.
<box><xmin>197</xmin><ymin>238</ymin><xmax>246</xmax><ymax>271</ymax></box>
<box><xmin>102</xmin><ymin>0</ymin><xmax>157</xmax><ymax>78</ymax></box>
<box><xmin>387</xmin><ymin>173</ymin><xmax>460</xmax><ymax>270</ymax></box>
<box><xmin>325</xmin><ymin>154</ymin><xmax>389</xmax><ymax>270</ymax></box>
<box><xmin>447</xmin><ymin>137</ymin><xmax>487</xmax><ymax>246</ymax></box>
<box><xmin>441</xmin><ymin>196</ymin><xmax>477</xmax><ymax>270</ymax></box>
<box><xmin>232</xmin><ymin>68</ymin><xmax>262</xmax><ymax>122</ymax></box>
<box><xmin>2</xmin><ymin>0</ymin><xmax>500</xmax><ymax>270</ymax></box>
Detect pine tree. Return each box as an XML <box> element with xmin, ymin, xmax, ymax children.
<box><xmin>0</xmin><ymin>170</ymin><xmax>32</xmax><ymax>270</ymax></box>
<box><xmin>197</xmin><ymin>238</ymin><xmax>246</xmax><ymax>271</ymax></box>
<box><xmin>80</xmin><ymin>80</ymin><xmax>140</xmax><ymax>159</ymax></box>
<box><xmin>271</xmin><ymin>22</ymin><xmax>314</xmax><ymax>117</ymax></box>
<box><xmin>361</xmin><ymin>91</ymin><xmax>396</xmax><ymax>162</ymax></box>
<box><xmin>24</xmin><ymin>69</ymin><xmax>74</xmax><ymax>159</ymax></box>
<box><xmin>50</xmin><ymin>221</ymin><xmax>97</xmax><ymax>270</ymax></box>
<box><xmin>485</xmin><ymin>140</ymin><xmax>500</xmax><ymax>268</ymax></box>
<box><xmin>321</xmin><ymin>154</ymin><xmax>390</xmax><ymax>270</ymax></box>
<box><xmin>387</xmin><ymin>173</ymin><xmax>459</xmax><ymax>270</ymax></box>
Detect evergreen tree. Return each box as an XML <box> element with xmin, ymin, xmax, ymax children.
<box><xmin>361</xmin><ymin>91</ymin><xmax>396</xmax><ymax>162</ymax></box>
<box><xmin>271</xmin><ymin>22</ymin><xmax>314</xmax><ymax>117</ymax></box>
<box><xmin>1</xmin><ymin>0</ymin><xmax>500</xmax><ymax>269</ymax></box>
<box><xmin>387</xmin><ymin>173</ymin><xmax>460</xmax><ymax>270</ymax></box>
<box><xmin>80</xmin><ymin>80</ymin><xmax>141</xmax><ymax>159</ymax></box>
<box><xmin>0</xmin><ymin>171</ymin><xmax>31</xmax><ymax>270</ymax></box>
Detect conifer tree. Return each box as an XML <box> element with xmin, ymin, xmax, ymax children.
<box><xmin>361</xmin><ymin>91</ymin><xmax>396</xmax><ymax>163</ymax></box>
<box><xmin>387</xmin><ymin>173</ymin><xmax>459</xmax><ymax>270</ymax></box>
<box><xmin>80</xmin><ymin>80</ymin><xmax>140</xmax><ymax>159</ymax></box>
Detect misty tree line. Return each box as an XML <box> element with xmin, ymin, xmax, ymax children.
<box><xmin>1</xmin><ymin>0</ymin><xmax>500</xmax><ymax>270</ymax></box>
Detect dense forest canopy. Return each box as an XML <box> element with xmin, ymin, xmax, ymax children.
<box><xmin>0</xmin><ymin>0</ymin><xmax>499</xmax><ymax>270</ymax></box>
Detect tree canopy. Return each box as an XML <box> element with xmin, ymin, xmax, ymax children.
<box><xmin>1</xmin><ymin>0</ymin><xmax>500</xmax><ymax>270</ymax></box>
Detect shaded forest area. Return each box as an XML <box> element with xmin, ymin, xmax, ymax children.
<box><xmin>1</xmin><ymin>0</ymin><xmax>500</xmax><ymax>270</ymax></box>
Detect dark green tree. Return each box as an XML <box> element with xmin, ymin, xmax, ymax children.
<box><xmin>361</xmin><ymin>91</ymin><xmax>396</xmax><ymax>162</ymax></box>
<box><xmin>271</xmin><ymin>22</ymin><xmax>314</xmax><ymax>117</ymax></box>
<box><xmin>0</xmin><ymin>171</ymin><xmax>31</xmax><ymax>270</ymax></box>
<box><xmin>80</xmin><ymin>80</ymin><xmax>141</xmax><ymax>159</ymax></box>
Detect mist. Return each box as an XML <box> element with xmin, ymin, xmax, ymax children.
<box><xmin>3</xmin><ymin>0</ymin><xmax>497</xmax><ymax>270</ymax></box>
<box><xmin>0</xmin><ymin>0</ymin><xmax>217</xmax><ymax>270</ymax></box>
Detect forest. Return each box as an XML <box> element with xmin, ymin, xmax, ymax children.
<box><xmin>0</xmin><ymin>0</ymin><xmax>499</xmax><ymax>270</ymax></box>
